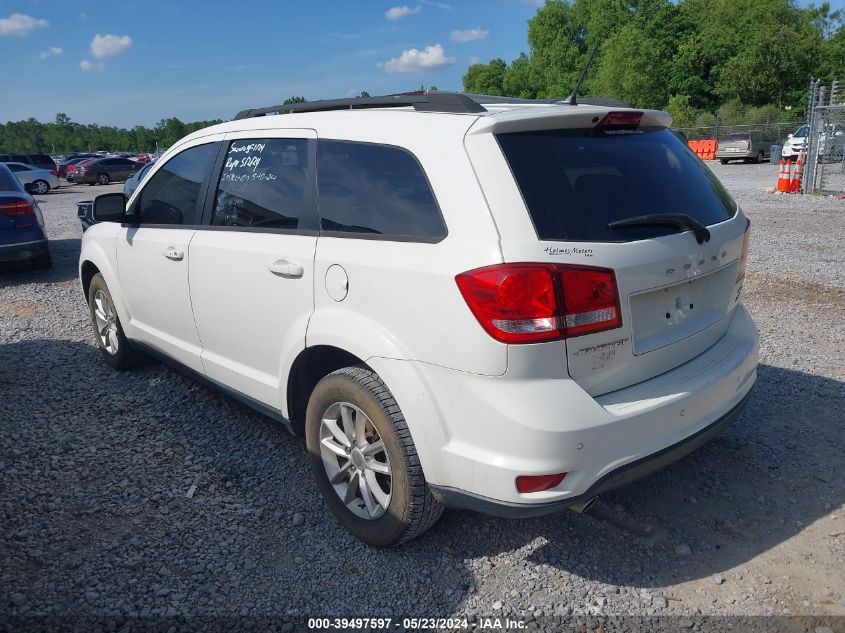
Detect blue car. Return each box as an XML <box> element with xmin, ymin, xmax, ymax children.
<box><xmin>0</xmin><ymin>163</ymin><xmax>51</xmax><ymax>269</ymax></box>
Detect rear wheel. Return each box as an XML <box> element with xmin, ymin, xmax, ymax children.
<box><xmin>305</xmin><ymin>366</ymin><xmax>443</xmax><ymax>547</ymax></box>
<box><xmin>755</xmin><ymin>151</ymin><xmax>763</xmax><ymax>164</ymax></box>
<box><xmin>720</xmin><ymin>159</ymin><xmax>729</xmax><ymax>165</ymax></box>
<box><xmin>87</xmin><ymin>273</ymin><xmax>142</xmax><ymax>370</ymax></box>
<box><xmin>97</xmin><ymin>173</ymin><xmax>110</xmax><ymax>185</ymax></box>
<box><xmin>31</xmin><ymin>180</ymin><xmax>50</xmax><ymax>195</ymax></box>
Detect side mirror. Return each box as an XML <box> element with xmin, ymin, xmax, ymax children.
<box><xmin>93</xmin><ymin>192</ymin><xmax>127</xmax><ymax>222</ymax></box>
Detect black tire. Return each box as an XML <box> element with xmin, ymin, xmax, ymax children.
<box><xmin>305</xmin><ymin>366</ymin><xmax>443</xmax><ymax>547</ymax></box>
<box><xmin>31</xmin><ymin>180</ymin><xmax>50</xmax><ymax>195</ymax></box>
<box><xmin>97</xmin><ymin>173</ymin><xmax>110</xmax><ymax>185</ymax></box>
<box><xmin>720</xmin><ymin>159</ymin><xmax>729</xmax><ymax>165</ymax></box>
<box><xmin>31</xmin><ymin>250</ymin><xmax>52</xmax><ymax>269</ymax></box>
<box><xmin>755</xmin><ymin>151</ymin><xmax>763</xmax><ymax>164</ymax></box>
<box><xmin>87</xmin><ymin>273</ymin><xmax>142</xmax><ymax>370</ymax></box>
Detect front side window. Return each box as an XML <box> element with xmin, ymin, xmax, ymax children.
<box><xmin>212</xmin><ymin>138</ymin><xmax>311</xmax><ymax>230</ymax></box>
<box><xmin>136</xmin><ymin>143</ymin><xmax>217</xmax><ymax>226</ymax></box>
<box><xmin>317</xmin><ymin>140</ymin><xmax>446</xmax><ymax>240</ymax></box>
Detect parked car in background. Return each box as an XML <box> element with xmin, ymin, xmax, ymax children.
<box><xmin>0</xmin><ymin>163</ymin><xmax>51</xmax><ymax>269</ymax></box>
<box><xmin>782</xmin><ymin>126</ymin><xmax>807</xmax><ymax>161</ymax></box>
<box><xmin>4</xmin><ymin>162</ymin><xmax>60</xmax><ymax>194</ymax></box>
<box><xmin>0</xmin><ymin>153</ymin><xmax>57</xmax><ymax>172</ymax></box>
<box><xmin>66</xmin><ymin>158</ymin><xmax>98</xmax><ymax>182</ymax></box>
<box><xmin>123</xmin><ymin>161</ymin><xmax>156</xmax><ymax>199</ymax></box>
<box><xmin>75</xmin><ymin>157</ymin><xmax>141</xmax><ymax>185</ymax></box>
<box><xmin>58</xmin><ymin>156</ymin><xmax>96</xmax><ymax>179</ymax></box>
<box><xmin>716</xmin><ymin>131</ymin><xmax>775</xmax><ymax>164</ymax></box>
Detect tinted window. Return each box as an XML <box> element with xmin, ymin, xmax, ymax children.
<box><xmin>317</xmin><ymin>140</ymin><xmax>445</xmax><ymax>240</ymax></box>
<box><xmin>497</xmin><ymin>127</ymin><xmax>736</xmax><ymax>242</ymax></box>
<box><xmin>8</xmin><ymin>164</ymin><xmax>29</xmax><ymax>172</ymax></box>
<box><xmin>11</xmin><ymin>155</ymin><xmax>27</xmax><ymax>162</ymax></box>
<box><xmin>136</xmin><ymin>143</ymin><xmax>217</xmax><ymax>225</ymax></box>
<box><xmin>0</xmin><ymin>166</ymin><xmax>21</xmax><ymax>191</ymax></box>
<box><xmin>212</xmin><ymin>138</ymin><xmax>311</xmax><ymax>230</ymax></box>
<box><xmin>723</xmin><ymin>133</ymin><xmax>750</xmax><ymax>142</ymax></box>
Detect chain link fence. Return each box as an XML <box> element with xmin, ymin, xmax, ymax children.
<box><xmin>675</xmin><ymin>122</ymin><xmax>799</xmax><ymax>143</ymax></box>
<box><xmin>803</xmin><ymin>79</ymin><xmax>845</xmax><ymax>194</ymax></box>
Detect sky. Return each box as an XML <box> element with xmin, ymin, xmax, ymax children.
<box><xmin>0</xmin><ymin>0</ymin><xmax>548</xmax><ymax>127</ymax></box>
<box><xmin>1</xmin><ymin>0</ymin><xmax>843</xmax><ymax>128</ymax></box>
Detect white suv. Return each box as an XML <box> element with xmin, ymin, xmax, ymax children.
<box><xmin>79</xmin><ymin>93</ymin><xmax>758</xmax><ymax>546</ymax></box>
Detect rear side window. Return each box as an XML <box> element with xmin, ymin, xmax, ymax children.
<box><xmin>212</xmin><ymin>138</ymin><xmax>312</xmax><ymax>230</ymax></box>
<box><xmin>497</xmin><ymin>127</ymin><xmax>736</xmax><ymax>242</ymax></box>
<box><xmin>136</xmin><ymin>143</ymin><xmax>217</xmax><ymax>226</ymax></box>
<box><xmin>317</xmin><ymin>140</ymin><xmax>446</xmax><ymax>240</ymax></box>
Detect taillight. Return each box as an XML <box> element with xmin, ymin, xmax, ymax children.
<box><xmin>516</xmin><ymin>473</ymin><xmax>566</xmax><ymax>493</ymax></box>
<box><xmin>67</xmin><ymin>165</ymin><xmax>75</xmax><ymax>173</ymax></box>
<box><xmin>455</xmin><ymin>263</ymin><xmax>621</xmax><ymax>343</ymax></box>
<box><xmin>597</xmin><ymin>111</ymin><xmax>643</xmax><ymax>129</ymax></box>
<box><xmin>736</xmin><ymin>219</ymin><xmax>751</xmax><ymax>283</ymax></box>
<box><xmin>0</xmin><ymin>199</ymin><xmax>35</xmax><ymax>228</ymax></box>
<box><xmin>558</xmin><ymin>266</ymin><xmax>622</xmax><ymax>337</ymax></box>
<box><xmin>50</xmin><ymin>169</ymin><xmax>57</xmax><ymax>176</ymax></box>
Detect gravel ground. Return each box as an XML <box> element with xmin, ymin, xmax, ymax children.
<box><xmin>1</xmin><ymin>166</ymin><xmax>844</xmax><ymax>630</ymax></box>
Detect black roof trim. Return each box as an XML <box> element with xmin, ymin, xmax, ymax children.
<box><xmin>464</xmin><ymin>93</ymin><xmax>631</xmax><ymax>108</ymax></box>
<box><xmin>233</xmin><ymin>92</ymin><xmax>486</xmax><ymax>120</ymax></box>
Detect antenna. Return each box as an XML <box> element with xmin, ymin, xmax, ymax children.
<box><xmin>562</xmin><ymin>43</ymin><xmax>599</xmax><ymax>106</ymax></box>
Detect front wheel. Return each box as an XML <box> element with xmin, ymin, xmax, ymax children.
<box><xmin>305</xmin><ymin>366</ymin><xmax>443</xmax><ymax>547</ymax></box>
<box><xmin>97</xmin><ymin>173</ymin><xmax>110</xmax><ymax>185</ymax></box>
<box><xmin>87</xmin><ymin>273</ymin><xmax>142</xmax><ymax>370</ymax></box>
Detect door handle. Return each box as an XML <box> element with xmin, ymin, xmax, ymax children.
<box><xmin>162</xmin><ymin>247</ymin><xmax>184</xmax><ymax>261</ymax></box>
<box><xmin>267</xmin><ymin>259</ymin><xmax>304</xmax><ymax>279</ymax></box>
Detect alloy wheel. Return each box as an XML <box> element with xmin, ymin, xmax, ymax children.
<box><xmin>319</xmin><ymin>402</ymin><xmax>392</xmax><ymax>520</ymax></box>
<box><xmin>92</xmin><ymin>289</ymin><xmax>119</xmax><ymax>355</ymax></box>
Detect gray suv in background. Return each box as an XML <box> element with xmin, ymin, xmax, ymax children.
<box><xmin>717</xmin><ymin>131</ymin><xmax>775</xmax><ymax>164</ymax></box>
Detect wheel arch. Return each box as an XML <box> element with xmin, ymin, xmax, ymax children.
<box><xmin>286</xmin><ymin>345</ymin><xmax>369</xmax><ymax>435</ymax></box>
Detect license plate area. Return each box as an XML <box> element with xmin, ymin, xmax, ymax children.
<box><xmin>629</xmin><ymin>264</ymin><xmax>737</xmax><ymax>356</ymax></box>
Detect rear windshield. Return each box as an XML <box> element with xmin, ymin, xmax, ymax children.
<box><xmin>722</xmin><ymin>133</ymin><xmax>750</xmax><ymax>142</ymax></box>
<box><xmin>0</xmin><ymin>167</ymin><xmax>22</xmax><ymax>191</ymax></box>
<box><xmin>497</xmin><ymin>126</ymin><xmax>736</xmax><ymax>242</ymax></box>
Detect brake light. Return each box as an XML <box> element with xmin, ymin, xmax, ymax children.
<box><xmin>67</xmin><ymin>165</ymin><xmax>75</xmax><ymax>173</ymax></box>
<box><xmin>0</xmin><ymin>199</ymin><xmax>36</xmax><ymax>228</ymax></box>
<box><xmin>736</xmin><ymin>219</ymin><xmax>751</xmax><ymax>283</ymax></box>
<box><xmin>558</xmin><ymin>266</ymin><xmax>622</xmax><ymax>337</ymax></box>
<box><xmin>597</xmin><ymin>111</ymin><xmax>643</xmax><ymax>129</ymax></box>
<box><xmin>455</xmin><ymin>263</ymin><xmax>621</xmax><ymax>343</ymax></box>
<box><xmin>50</xmin><ymin>169</ymin><xmax>57</xmax><ymax>176</ymax></box>
<box><xmin>516</xmin><ymin>473</ymin><xmax>567</xmax><ymax>493</ymax></box>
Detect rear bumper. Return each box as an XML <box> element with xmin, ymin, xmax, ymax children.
<box><xmin>430</xmin><ymin>388</ymin><xmax>752</xmax><ymax>517</ymax></box>
<box><xmin>716</xmin><ymin>151</ymin><xmax>754</xmax><ymax>160</ymax></box>
<box><xmin>0</xmin><ymin>238</ymin><xmax>49</xmax><ymax>262</ymax></box>
<box><xmin>374</xmin><ymin>304</ymin><xmax>759</xmax><ymax>509</ymax></box>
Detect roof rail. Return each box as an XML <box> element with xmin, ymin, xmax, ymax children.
<box><xmin>464</xmin><ymin>93</ymin><xmax>631</xmax><ymax>108</ymax></box>
<box><xmin>233</xmin><ymin>92</ymin><xmax>486</xmax><ymax>120</ymax></box>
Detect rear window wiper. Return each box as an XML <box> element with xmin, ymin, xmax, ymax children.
<box><xmin>607</xmin><ymin>213</ymin><xmax>711</xmax><ymax>244</ymax></box>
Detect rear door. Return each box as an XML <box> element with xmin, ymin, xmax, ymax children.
<box><xmin>188</xmin><ymin>130</ymin><xmax>318</xmax><ymax>409</ymax></box>
<box><xmin>467</xmin><ymin>110</ymin><xmax>749</xmax><ymax>396</ymax></box>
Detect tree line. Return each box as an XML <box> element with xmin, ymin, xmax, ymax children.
<box><xmin>0</xmin><ymin>114</ymin><xmax>224</xmax><ymax>155</ymax></box>
<box><xmin>463</xmin><ymin>0</ymin><xmax>844</xmax><ymax>128</ymax></box>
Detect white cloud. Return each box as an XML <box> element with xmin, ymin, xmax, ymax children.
<box><xmin>0</xmin><ymin>13</ymin><xmax>49</xmax><ymax>37</ymax></box>
<box><xmin>450</xmin><ymin>28</ymin><xmax>489</xmax><ymax>43</ymax></box>
<box><xmin>90</xmin><ymin>34</ymin><xmax>133</xmax><ymax>58</ymax></box>
<box><xmin>382</xmin><ymin>43</ymin><xmax>454</xmax><ymax>73</ymax></box>
<box><xmin>39</xmin><ymin>46</ymin><xmax>63</xmax><ymax>60</ymax></box>
<box><xmin>419</xmin><ymin>0</ymin><xmax>451</xmax><ymax>9</ymax></box>
<box><xmin>79</xmin><ymin>59</ymin><xmax>104</xmax><ymax>72</ymax></box>
<box><xmin>385</xmin><ymin>5</ymin><xmax>421</xmax><ymax>21</ymax></box>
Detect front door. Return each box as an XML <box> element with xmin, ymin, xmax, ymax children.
<box><xmin>116</xmin><ymin>140</ymin><xmax>221</xmax><ymax>372</ymax></box>
<box><xmin>189</xmin><ymin>131</ymin><xmax>318</xmax><ymax>409</ymax></box>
